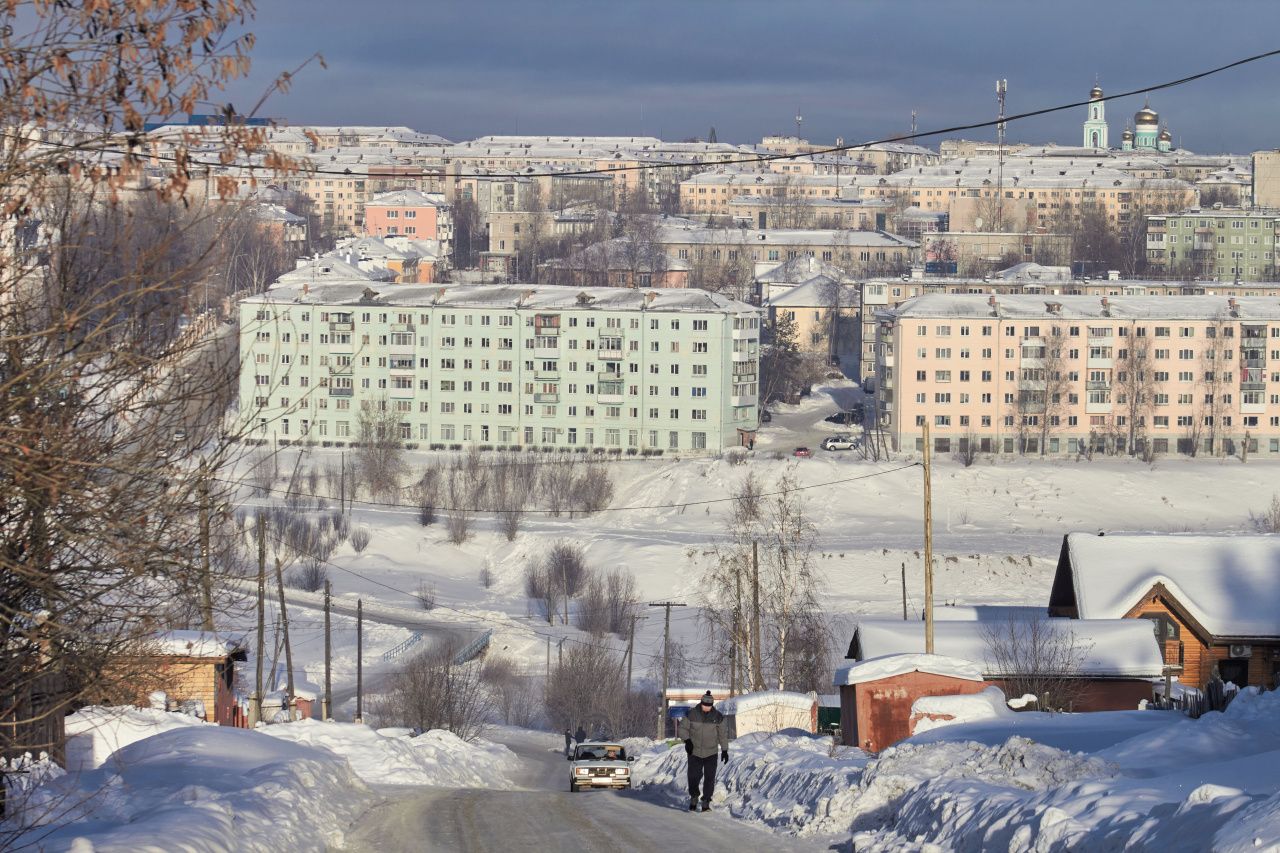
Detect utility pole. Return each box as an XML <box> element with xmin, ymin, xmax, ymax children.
<box><xmin>197</xmin><ymin>460</ymin><xmax>214</xmax><ymax>631</ymax></box>
<box><xmin>729</xmin><ymin>571</ymin><xmax>740</xmax><ymax>697</ymax></box>
<box><xmin>650</xmin><ymin>601</ymin><xmax>687</xmax><ymax>741</ymax></box>
<box><xmin>273</xmin><ymin>557</ymin><xmax>296</xmax><ymax>721</ymax></box>
<box><xmin>923</xmin><ymin>422</ymin><xmax>935</xmax><ymax>653</ymax></box>
<box><xmin>250</xmin><ymin>513</ymin><xmax>266</xmax><ymax>726</ymax></box>
<box><xmin>322</xmin><ymin>580</ymin><xmax>332</xmax><ymax>720</ymax></box>
<box><xmin>901</xmin><ymin>562</ymin><xmax>909</xmax><ymax>621</ymax></box>
<box><xmin>558</xmin><ymin>637</ymin><xmax>564</xmax><ymax>670</ymax></box>
<box><xmin>546</xmin><ymin>635</ymin><xmax>551</xmax><ymax>677</ymax></box>
<box><xmin>625</xmin><ymin>614</ymin><xmax>640</xmax><ymax>692</ymax></box>
<box><xmin>995</xmin><ymin>79</ymin><xmax>1008</xmax><ymax>233</ymax></box>
<box><xmin>355</xmin><ymin>598</ymin><xmax>363</xmax><ymax>723</ymax></box>
<box><xmin>750</xmin><ymin>540</ymin><xmax>763</xmax><ymax>691</ymax></box>
<box><xmin>339</xmin><ymin>450</ymin><xmax>346</xmax><ymax>515</ymax></box>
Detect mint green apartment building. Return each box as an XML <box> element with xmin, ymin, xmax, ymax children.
<box><xmin>238</xmin><ymin>282</ymin><xmax>761</xmax><ymax>453</ymax></box>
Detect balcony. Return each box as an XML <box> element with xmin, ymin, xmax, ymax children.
<box><xmin>329</xmin><ymin>321</ymin><xmax>353</xmax><ymax>332</ymax></box>
<box><xmin>732</xmin><ymin>349</ymin><xmax>757</xmax><ymax>362</ymax></box>
<box><xmin>1087</xmin><ymin>356</ymin><xmax>1113</xmax><ymax>369</ymax></box>
<box><xmin>390</xmin><ymin>323</ymin><xmax>414</xmax><ymax>333</ymax></box>
<box><xmin>597</xmin><ymin>393</ymin><xmax>624</xmax><ymax>405</ymax></box>
<box><xmin>1241</xmin><ymin>381</ymin><xmax>1266</xmax><ymax>391</ymax></box>
<box><xmin>533</xmin><ymin>392</ymin><xmax>559</xmax><ymax>404</ymax></box>
<box><xmin>535</xmin><ymin>370</ymin><xmax>560</xmax><ymax>381</ymax></box>
<box><xmin>328</xmin><ymin>365</ymin><xmax>353</xmax><ymax>375</ymax></box>
<box><xmin>731</xmin><ymin>328</ymin><xmax>756</xmax><ymax>340</ymax></box>
<box><xmin>1085</xmin><ymin>399</ymin><xmax>1112</xmax><ymax>414</ymax></box>
<box><xmin>328</xmin><ymin>387</ymin><xmax>354</xmax><ymax>397</ymax></box>
<box><xmin>731</xmin><ymin>394</ymin><xmax>757</xmax><ymax>407</ymax></box>
<box><xmin>598</xmin><ymin>349</ymin><xmax>623</xmax><ymax>361</ymax></box>
<box><xmin>1086</xmin><ymin>380</ymin><xmax>1111</xmax><ymax>391</ymax></box>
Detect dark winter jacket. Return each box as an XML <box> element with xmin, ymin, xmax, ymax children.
<box><xmin>677</xmin><ymin>705</ymin><xmax>728</xmax><ymax>759</ymax></box>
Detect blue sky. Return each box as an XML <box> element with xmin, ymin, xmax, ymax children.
<box><xmin>221</xmin><ymin>1</ymin><xmax>1280</xmax><ymax>152</ymax></box>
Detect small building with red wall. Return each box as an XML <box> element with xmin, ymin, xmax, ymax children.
<box><xmin>126</xmin><ymin>632</ymin><xmax>247</xmax><ymax>726</ymax></box>
<box><xmin>1049</xmin><ymin>532</ymin><xmax>1280</xmax><ymax>691</ymax></box>
<box><xmin>835</xmin><ymin>654</ymin><xmax>990</xmax><ymax>751</ymax></box>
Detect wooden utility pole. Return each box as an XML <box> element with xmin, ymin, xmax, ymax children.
<box><xmin>750</xmin><ymin>540</ymin><xmax>764</xmax><ymax>691</ymax></box>
<box><xmin>546</xmin><ymin>635</ymin><xmax>551</xmax><ymax>677</ymax></box>
<box><xmin>250</xmin><ymin>514</ymin><xmax>266</xmax><ymax>726</ymax></box>
<box><xmin>730</xmin><ymin>569</ymin><xmax>744</xmax><ymax>696</ymax></box>
<box><xmin>650</xmin><ymin>601</ymin><xmax>686</xmax><ymax>740</ymax></box>
<box><xmin>901</xmin><ymin>562</ymin><xmax>908</xmax><ymax>621</ymax></box>
<box><xmin>273</xmin><ymin>557</ymin><xmax>296</xmax><ymax>721</ymax></box>
<box><xmin>355</xmin><ymin>597</ymin><xmax>364</xmax><ymax>723</ymax></box>
<box><xmin>322</xmin><ymin>580</ymin><xmax>332</xmax><ymax>720</ymax></box>
<box><xmin>625</xmin><ymin>614</ymin><xmax>639</xmax><ymax>691</ymax></box>
<box><xmin>339</xmin><ymin>450</ymin><xmax>346</xmax><ymax>515</ymax></box>
<box><xmin>558</xmin><ymin>637</ymin><xmax>564</xmax><ymax>669</ymax></box>
<box><xmin>197</xmin><ymin>461</ymin><xmax>214</xmax><ymax>631</ymax></box>
<box><xmin>923</xmin><ymin>421</ymin><xmax>935</xmax><ymax>654</ymax></box>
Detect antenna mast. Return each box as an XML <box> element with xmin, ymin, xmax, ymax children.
<box><xmin>995</xmin><ymin>79</ymin><xmax>1007</xmax><ymax>232</ymax></box>
<box><xmin>795</xmin><ymin>107</ymin><xmax>803</xmax><ymax>139</ymax></box>
<box><xmin>911</xmin><ymin>109</ymin><xmax>917</xmax><ymax>140</ymax></box>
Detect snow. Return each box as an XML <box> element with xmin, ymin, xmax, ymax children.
<box><xmin>146</xmin><ymin>629</ymin><xmax>245</xmax><ymax>658</ymax></box>
<box><xmin>720</xmin><ymin>690</ymin><xmax>817</xmax><ymax>715</ymax></box>
<box><xmin>5</xmin><ymin>725</ymin><xmax>372</xmax><ymax>852</ymax></box>
<box><xmin>851</xmin><ymin>616</ymin><xmax>1166</xmax><ymax>677</ymax></box>
<box><xmin>259</xmin><ymin>719</ymin><xmax>519</xmax><ymax>788</ymax></box>
<box><xmin>1063</xmin><ymin>532</ymin><xmax>1280</xmax><ymax>637</ymax></box>
<box><xmin>64</xmin><ymin>706</ymin><xmax>208</xmax><ymax>771</ymax></box>
<box><xmin>833</xmin><ymin>653</ymin><xmax>985</xmax><ymax>686</ymax></box>
<box><xmin>910</xmin><ymin>686</ymin><xmax>1013</xmax><ymax>734</ymax></box>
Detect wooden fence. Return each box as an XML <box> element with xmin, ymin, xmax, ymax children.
<box><xmin>1</xmin><ymin>671</ymin><xmax>69</xmax><ymax>820</ymax></box>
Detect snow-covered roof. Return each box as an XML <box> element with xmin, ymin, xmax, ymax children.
<box><xmin>755</xmin><ymin>255</ymin><xmax>857</xmax><ymax>284</ymax></box>
<box><xmin>884</xmin><ymin>293</ymin><xmax>1280</xmax><ymax>321</ymax></box>
<box><xmin>274</xmin><ymin>255</ymin><xmax>396</xmax><ymax>286</ymax></box>
<box><xmin>1058</xmin><ymin>532</ymin><xmax>1280</xmax><ymax>639</ymax></box>
<box><xmin>719</xmin><ymin>690</ymin><xmax>817</xmax><ymax>715</ymax></box>
<box><xmin>764</xmin><ymin>278</ymin><xmax>860</xmax><ymax>308</ymax></box>
<box><xmin>246</xmin><ymin>282</ymin><xmax>758</xmax><ymax>314</ymax></box>
<box><xmin>833</xmin><ymin>653</ymin><xmax>986</xmax><ymax>686</ymax></box>
<box><xmin>147</xmin><ymin>631</ymin><xmax>245</xmax><ymax>658</ymax></box>
<box><xmin>366</xmin><ymin>189</ymin><xmax>444</xmax><ymax>208</ymax></box>
<box><xmin>850</xmin><ymin>616</ymin><xmax>1164</xmax><ymax>678</ymax></box>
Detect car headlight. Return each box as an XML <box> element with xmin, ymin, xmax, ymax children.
<box><xmin>575</xmin><ymin>768</ymin><xmax>589</xmax><ymax>776</ymax></box>
<box><xmin>614</xmin><ymin>768</ymin><xmax>629</xmax><ymax>775</ymax></box>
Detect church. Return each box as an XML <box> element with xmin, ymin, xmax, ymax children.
<box><xmin>1083</xmin><ymin>83</ymin><xmax>1173</xmax><ymax>152</ymax></box>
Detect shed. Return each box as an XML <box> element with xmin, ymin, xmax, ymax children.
<box><xmin>130</xmin><ymin>631</ymin><xmax>247</xmax><ymax>726</ymax></box>
<box><xmin>833</xmin><ymin>654</ymin><xmax>988</xmax><ymax>751</ymax></box>
<box><xmin>1048</xmin><ymin>532</ymin><xmax>1280</xmax><ymax>689</ymax></box>
<box><xmin>718</xmin><ymin>690</ymin><xmax>818</xmax><ymax>737</ymax></box>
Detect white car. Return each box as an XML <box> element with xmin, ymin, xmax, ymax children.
<box><xmin>568</xmin><ymin>742</ymin><xmax>633</xmax><ymax>791</ymax></box>
<box><xmin>821</xmin><ymin>435</ymin><xmax>859</xmax><ymax>451</ymax></box>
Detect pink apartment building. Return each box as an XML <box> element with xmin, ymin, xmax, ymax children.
<box><xmin>876</xmin><ymin>294</ymin><xmax>1280</xmax><ymax>458</ymax></box>
<box><xmin>364</xmin><ymin>189</ymin><xmax>451</xmax><ymax>245</ymax></box>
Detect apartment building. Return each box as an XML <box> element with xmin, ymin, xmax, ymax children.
<box><xmin>238</xmin><ymin>283</ymin><xmax>762</xmax><ymax>452</ymax></box>
<box><xmin>364</xmin><ymin>189</ymin><xmax>453</xmax><ymax>247</ymax></box>
<box><xmin>874</xmin><ymin>294</ymin><xmax>1280</xmax><ymax>457</ymax></box>
<box><xmin>654</xmin><ymin>225</ymin><xmax>917</xmax><ymax>278</ymax></box>
<box><xmin>680</xmin><ymin>171</ymin><xmax>864</xmax><ymax>218</ymax></box>
<box><xmin>1145</xmin><ymin>208</ymin><xmax>1280</xmax><ymax>281</ymax></box>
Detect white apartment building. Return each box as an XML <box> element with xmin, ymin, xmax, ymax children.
<box><xmin>238</xmin><ymin>283</ymin><xmax>761</xmax><ymax>453</ymax></box>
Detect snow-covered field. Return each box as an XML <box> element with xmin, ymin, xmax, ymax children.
<box><xmin>2</xmin><ymin>707</ymin><xmax>520</xmax><ymax>851</ymax></box>
<box><xmin>225</xmin><ymin>380</ymin><xmax>1280</xmax><ymax>693</ymax></box>
<box><xmin>630</xmin><ymin>687</ymin><xmax>1280</xmax><ymax>851</ymax></box>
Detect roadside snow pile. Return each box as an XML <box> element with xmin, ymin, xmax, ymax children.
<box><xmin>259</xmin><ymin>719</ymin><xmax>519</xmax><ymax>788</ymax></box>
<box><xmin>719</xmin><ymin>690</ymin><xmax>815</xmax><ymax>715</ymax></box>
<box><xmin>4</xmin><ymin>726</ymin><xmax>371</xmax><ymax>853</ymax></box>
<box><xmin>632</xmin><ymin>731</ymin><xmax>869</xmax><ymax>836</ymax></box>
<box><xmin>852</xmin><ymin>687</ymin><xmax>1280</xmax><ymax>851</ymax></box>
<box><xmin>910</xmin><ymin>686</ymin><xmax>1013</xmax><ymax>735</ymax></box>
<box><xmin>65</xmin><ymin>705</ymin><xmax>209</xmax><ymax>770</ymax></box>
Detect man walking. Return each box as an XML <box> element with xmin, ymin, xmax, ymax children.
<box><xmin>676</xmin><ymin>690</ymin><xmax>729</xmax><ymax>812</ymax></box>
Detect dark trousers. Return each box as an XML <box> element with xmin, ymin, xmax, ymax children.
<box><xmin>687</xmin><ymin>753</ymin><xmax>719</xmax><ymax>802</ymax></box>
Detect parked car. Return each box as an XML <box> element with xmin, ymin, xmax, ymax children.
<box><xmin>172</xmin><ymin>428</ymin><xmax>188</xmax><ymax>443</ymax></box>
<box><xmin>759</xmin><ymin>408</ymin><xmax>772</xmax><ymax>423</ymax></box>
<box><xmin>568</xmin><ymin>742</ymin><xmax>633</xmax><ymax>791</ymax></box>
<box><xmin>821</xmin><ymin>435</ymin><xmax>859</xmax><ymax>451</ymax></box>
<box><xmin>824</xmin><ymin>404</ymin><xmax>864</xmax><ymax>425</ymax></box>
<box><xmin>793</xmin><ymin>446</ymin><xmax>812</xmax><ymax>458</ymax></box>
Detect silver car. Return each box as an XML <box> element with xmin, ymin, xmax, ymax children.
<box><xmin>821</xmin><ymin>434</ymin><xmax>859</xmax><ymax>451</ymax></box>
<box><xmin>568</xmin><ymin>742</ymin><xmax>633</xmax><ymax>791</ymax></box>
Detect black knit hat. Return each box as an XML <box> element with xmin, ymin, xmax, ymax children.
<box><xmin>700</xmin><ymin>691</ymin><xmax>714</xmax><ymax>705</ymax></box>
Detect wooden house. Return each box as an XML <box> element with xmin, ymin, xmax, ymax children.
<box><xmin>131</xmin><ymin>632</ymin><xmax>247</xmax><ymax>726</ymax></box>
<box><xmin>1049</xmin><ymin>533</ymin><xmax>1280</xmax><ymax>690</ymax></box>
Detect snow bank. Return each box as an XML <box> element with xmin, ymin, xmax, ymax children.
<box><xmin>833</xmin><ymin>653</ymin><xmax>984</xmax><ymax>686</ymax></box>
<box><xmin>720</xmin><ymin>690</ymin><xmax>816</xmax><ymax>715</ymax></box>
<box><xmin>259</xmin><ymin>719</ymin><xmax>519</xmax><ymax>788</ymax></box>
<box><xmin>910</xmin><ymin>686</ymin><xmax>1012</xmax><ymax>735</ymax></box>
<box><xmin>631</xmin><ymin>731</ymin><xmax>869</xmax><ymax>836</ymax></box>
<box><xmin>64</xmin><ymin>705</ymin><xmax>209</xmax><ymax>771</ymax></box>
<box><xmin>5</xmin><ymin>726</ymin><xmax>372</xmax><ymax>852</ymax></box>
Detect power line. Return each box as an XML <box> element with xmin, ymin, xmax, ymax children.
<box><xmin>21</xmin><ymin>48</ymin><xmax>1280</xmax><ymax>181</ymax></box>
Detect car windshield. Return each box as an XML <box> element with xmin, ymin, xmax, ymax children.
<box><xmin>576</xmin><ymin>744</ymin><xmax>625</xmax><ymax>760</ymax></box>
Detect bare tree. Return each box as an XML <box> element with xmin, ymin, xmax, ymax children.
<box><xmin>1249</xmin><ymin>493</ymin><xmax>1280</xmax><ymax>533</ymax></box>
<box><xmin>443</xmin><ymin>449</ymin><xmax>488</xmax><ymax>545</ymax></box>
<box><xmin>355</xmin><ymin>395</ymin><xmax>406</xmax><ymax>501</ymax></box>
<box><xmin>374</xmin><ymin>643</ymin><xmax>494</xmax><ymax>742</ymax></box>
<box><xmin>1198</xmin><ymin>317</ymin><xmax>1231</xmax><ymax>457</ymax></box>
<box><xmin>481</xmin><ymin>657</ymin><xmax>540</xmax><ymax>728</ymax></box>
<box><xmin>981</xmin><ymin>617</ymin><xmax>1090</xmax><ymax>712</ymax></box>
<box><xmin>758</xmin><ymin>475</ymin><xmax>823</xmax><ymax>691</ymax></box>
<box><xmin>1115</xmin><ymin>329</ymin><xmax>1157</xmax><ymax>456</ymax></box>
<box><xmin>545</xmin><ymin>641</ymin><xmax>637</xmax><ymax>736</ymax></box>
<box><xmin>1011</xmin><ymin>327</ymin><xmax>1068</xmax><ymax>455</ymax></box>
<box><xmin>954</xmin><ymin>431</ymin><xmax>979</xmax><ymax>467</ymax></box>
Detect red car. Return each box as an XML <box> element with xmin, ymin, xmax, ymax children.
<box><xmin>793</xmin><ymin>446</ymin><xmax>812</xmax><ymax>458</ymax></box>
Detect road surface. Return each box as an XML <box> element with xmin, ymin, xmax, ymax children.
<box><xmin>344</xmin><ymin>729</ymin><xmax>827</xmax><ymax>852</ymax></box>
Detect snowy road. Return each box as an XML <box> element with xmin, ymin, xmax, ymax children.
<box><xmin>344</xmin><ymin>729</ymin><xmax>825</xmax><ymax>852</ymax></box>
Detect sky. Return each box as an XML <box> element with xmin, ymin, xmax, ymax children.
<box><xmin>220</xmin><ymin>1</ymin><xmax>1280</xmax><ymax>154</ymax></box>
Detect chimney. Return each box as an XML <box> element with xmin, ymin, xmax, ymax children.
<box><xmin>645</xmin><ymin>291</ymin><xmax>659</xmax><ymax>306</ymax></box>
<box><xmin>1229</xmin><ymin>296</ymin><xmax>1239</xmax><ymax>316</ymax></box>
<box><xmin>1101</xmin><ymin>296</ymin><xmax>1110</xmax><ymax>316</ymax></box>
